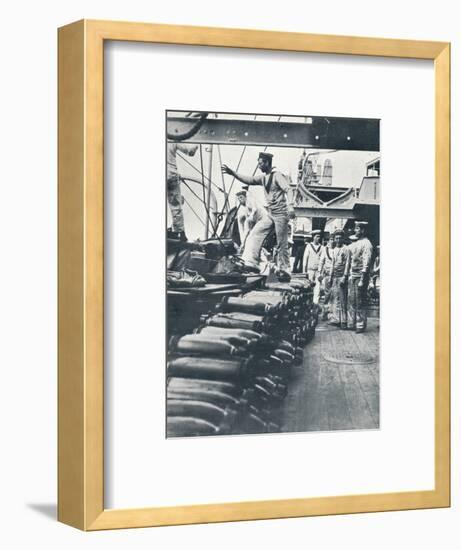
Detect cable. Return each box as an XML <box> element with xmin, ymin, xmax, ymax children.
<box><xmin>194</xmin><ymin>145</ymin><xmax>225</xmax><ymax>244</ymax></box>
<box><xmin>181</xmin><ymin>178</ymin><xmax>206</xmax><ymax>204</ymax></box>
<box><xmin>182</xmin><ymin>196</ymin><xmax>206</xmax><ymax>227</ymax></box>
<box><xmin>176</xmin><ymin>152</ymin><xmax>225</xmax><ymax>194</ymax></box>
<box><xmin>218</xmin><ymin>115</ymin><xmax>258</xmax><ymax>216</ymax></box>
<box><xmin>216</xmin><ymin>144</ymin><xmax>228</xmax><ymax>212</ymax></box>
<box><xmin>199</xmin><ymin>145</ymin><xmax>207</xmax><ymax>230</ymax></box>
<box><xmin>181</xmin><ymin>176</ymin><xmax>222</xmax><ymax>239</ymax></box>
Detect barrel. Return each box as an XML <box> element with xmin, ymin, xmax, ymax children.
<box><xmin>167</xmin><ymin>399</ymin><xmax>237</xmax><ymax>431</ymax></box>
<box><xmin>276</xmin><ymin>339</ymin><xmax>296</xmax><ymax>355</ymax></box>
<box><xmin>255</xmin><ymin>376</ymin><xmax>288</xmax><ymax>398</ymax></box>
<box><xmin>167</xmin><ymin>388</ymin><xmax>243</xmax><ymax>410</ymax></box>
<box><xmin>167</xmin><ymin>416</ymin><xmax>220</xmax><ymax>437</ymax></box>
<box><xmin>196</xmin><ymin>332</ymin><xmax>252</xmax><ymax>349</ymax></box>
<box><xmin>196</xmin><ymin>325</ymin><xmax>263</xmax><ymax>343</ymax></box>
<box><xmin>273</xmin><ymin>348</ymin><xmax>295</xmax><ymax>364</ymax></box>
<box><xmin>167</xmin><ymin>356</ymin><xmax>249</xmax><ymax>382</ymax></box>
<box><xmin>169</xmin><ymin>334</ymin><xmax>242</xmax><ymax>357</ymax></box>
<box><xmin>168</xmin><ymin>377</ymin><xmax>242</xmax><ymax>398</ymax></box>
<box><xmin>203</xmin><ymin>313</ymin><xmax>264</xmax><ymax>332</ymax></box>
<box><xmin>218</xmin><ymin>296</ymin><xmax>278</xmax><ymax>316</ymax></box>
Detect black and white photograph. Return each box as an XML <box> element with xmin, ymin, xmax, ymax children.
<box><xmin>166</xmin><ymin>110</ymin><xmax>380</xmax><ymax>438</ymax></box>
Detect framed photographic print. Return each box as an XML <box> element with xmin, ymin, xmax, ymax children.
<box><xmin>58</xmin><ymin>20</ymin><xmax>450</xmax><ymax>530</ymax></box>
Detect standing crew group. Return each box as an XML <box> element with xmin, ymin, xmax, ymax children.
<box><xmin>305</xmin><ymin>222</ymin><xmax>374</xmax><ymax>333</ymax></box>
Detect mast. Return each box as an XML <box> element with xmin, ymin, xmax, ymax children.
<box><xmin>205</xmin><ymin>144</ymin><xmax>213</xmax><ymax>239</ymax></box>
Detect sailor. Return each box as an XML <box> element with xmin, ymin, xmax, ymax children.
<box><xmin>302</xmin><ymin>229</ymin><xmax>323</xmax><ymax>303</ymax></box>
<box><xmin>372</xmin><ymin>245</ymin><xmax>380</xmax><ymax>289</ymax></box>
<box><xmin>235</xmin><ymin>189</ymin><xmax>269</xmax><ymax>253</ymax></box>
<box><xmin>317</xmin><ymin>233</ymin><xmax>336</xmax><ymax>319</ymax></box>
<box><xmin>328</xmin><ymin>229</ymin><xmax>350</xmax><ymax>328</ymax></box>
<box><xmin>348</xmin><ymin>234</ymin><xmax>358</xmax><ymax>245</ymax></box>
<box><xmin>346</xmin><ymin>221</ymin><xmax>373</xmax><ymax>333</ymax></box>
<box><xmin>167</xmin><ymin>141</ymin><xmax>198</xmax><ymax>240</ymax></box>
<box><xmin>292</xmin><ymin>236</ymin><xmax>307</xmax><ymax>273</ymax></box>
<box><xmin>221</xmin><ymin>152</ymin><xmax>295</xmax><ymax>281</ymax></box>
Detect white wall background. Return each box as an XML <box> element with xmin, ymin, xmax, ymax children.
<box><xmin>0</xmin><ymin>0</ymin><xmax>458</xmax><ymax>548</ymax></box>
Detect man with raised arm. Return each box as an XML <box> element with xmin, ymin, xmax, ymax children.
<box><xmin>222</xmin><ymin>152</ymin><xmax>295</xmax><ymax>281</ymax></box>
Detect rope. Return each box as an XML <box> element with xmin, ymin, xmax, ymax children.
<box><xmin>176</xmin><ymin>152</ymin><xmax>224</xmax><ymax>194</ymax></box>
<box><xmin>218</xmin><ymin>115</ymin><xmax>258</xmax><ymax>216</ymax></box>
<box><xmin>181</xmin><ymin>178</ymin><xmax>207</xmax><ymax>204</ymax></box>
<box><xmin>196</xmin><ymin>144</ymin><xmax>226</xmax><ymax>245</ymax></box>
<box><xmin>181</xmin><ymin>177</ymin><xmax>222</xmax><ymax>239</ymax></box>
<box><xmin>182</xmin><ymin>196</ymin><xmax>205</xmax><ymax>227</ymax></box>
<box><xmin>216</xmin><ymin>145</ymin><xmax>228</xmax><ymax>212</ymax></box>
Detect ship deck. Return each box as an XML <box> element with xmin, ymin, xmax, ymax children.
<box><xmin>282</xmin><ymin>318</ymin><xmax>380</xmax><ymax>432</ymax></box>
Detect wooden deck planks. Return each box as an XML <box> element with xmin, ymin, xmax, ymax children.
<box><xmin>321</xmin><ymin>330</ymin><xmax>354</xmax><ymax>430</ymax></box>
<box><xmin>352</xmin><ymin>363</ymin><xmax>380</xmax><ymax>428</ymax></box>
<box><xmin>339</xmin><ymin>364</ymin><xmax>378</xmax><ymax>429</ymax></box>
<box><xmin>281</xmin><ymin>320</ymin><xmax>380</xmax><ymax>433</ymax></box>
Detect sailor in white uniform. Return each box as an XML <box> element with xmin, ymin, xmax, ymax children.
<box><xmin>302</xmin><ymin>229</ymin><xmax>324</xmax><ymax>304</ymax></box>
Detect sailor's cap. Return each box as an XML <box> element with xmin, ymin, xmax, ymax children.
<box><xmin>258</xmin><ymin>152</ymin><xmax>274</xmax><ymax>162</ymax></box>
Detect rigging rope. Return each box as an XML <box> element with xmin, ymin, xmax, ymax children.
<box><xmin>181</xmin><ymin>178</ymin><xmax>207</xmax><ymax>204</ymax></box>
<box><xmin>217</xmin><ymin>115</ymin><xmax>258</xmax><ymax>217</ymax></box>
<box><xmin>180</xmin><ymin>176</ymin><xmax>223</xmax><ymax>240</ymax></box>
<box><xmin>216</xmin><ymin>145</ymin><xmax>228</xmax><ymax>212</ymax></box>
<box><xmin>182</xmin><ymin>195</ymin><xmax>206</xmax><ymax>227</ymax></box>
<box><xmin>197</xmin><ymin>144</ymin><xmax>226</xmax><ymax>244</ymax></box>
<box><xmin>176</xmin><ymin>152</ymin><xmax>224</xmax><ymax>194</ymax></box>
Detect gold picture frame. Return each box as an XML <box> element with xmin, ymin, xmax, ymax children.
<box><xmin>58</xmin><ymin>19</ymin><xmax>450</xmax><ymax>530</ymax></box>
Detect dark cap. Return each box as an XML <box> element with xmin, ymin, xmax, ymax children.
<box><xmin>258</xmin><ymin>152</ymin><xmax>274</xmax><ymax>162</ymax></box>
<box><xmin>236</xmin><ymin>190</ymin><xmax>247</xmax><ymax>197</ymax></box>
<box><xmin>333</xmin><ymin>229</ymin><xmax>345</xmax><ymax>236</ymax></box>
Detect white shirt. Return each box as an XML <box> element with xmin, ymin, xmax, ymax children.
<box><xmin>303</xmin><ymin>242</ymin><xmax>323</xmax><ymax>272</ymax></box>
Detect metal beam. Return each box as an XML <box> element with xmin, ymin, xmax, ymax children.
<box><xmin>294</xmin><ymin>208</ymin><xmax>360</xmax><ymax>219</ymax></box>
<box><xmin>167</xmin><ymin>117</ymin><xmax>380</xmax><ymax>151</ymax></box>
